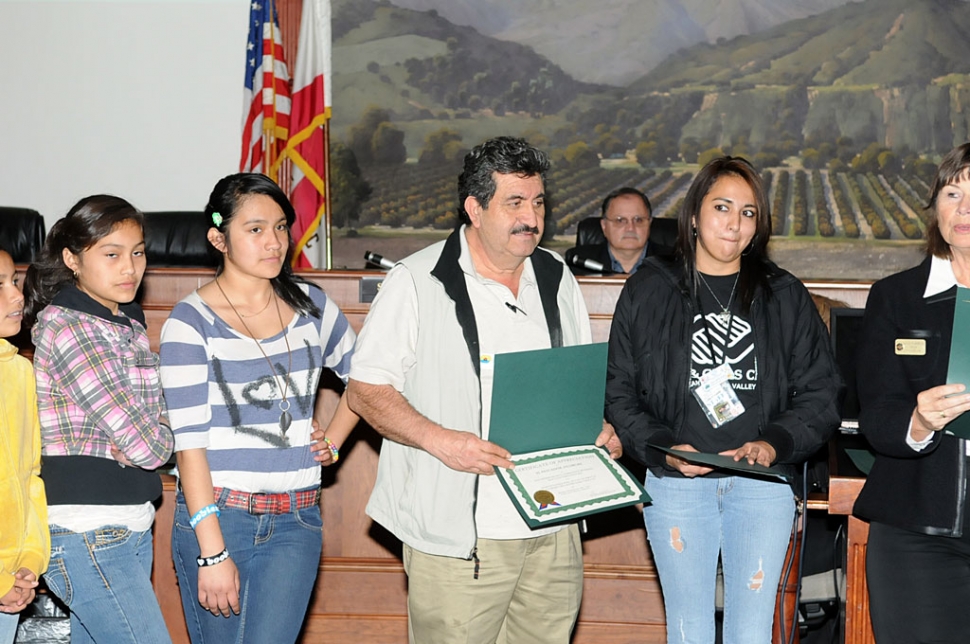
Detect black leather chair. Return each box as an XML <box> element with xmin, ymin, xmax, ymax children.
<box><xmin>575</xmin><ymin>216</ymin><xmax>606</xmax><ymax>247</ymax></box>
<box><xmin>143</xmin><ymin>211</ymin><xmax>218</xmax><ymax>267</ymax></box>
<box><xmin>0</xmin><ymin>207</ymin><xmax>46</xmax><ymax>263</ymax></box>
<box><xmin>647</xmin><ymin>217</ymin><xmax>678</xmax><ymax>255</ymax></box>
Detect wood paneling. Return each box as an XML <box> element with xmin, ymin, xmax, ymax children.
<box><xmin>828</xmin><ymin>474</ymin><xmax>873</xmax><ymax>644</ymax></box>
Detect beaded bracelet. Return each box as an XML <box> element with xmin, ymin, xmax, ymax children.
<box><xmin>323</xmin><ymin>437</ymin><xmax>340</xmax><ymax>463</ymax></box>
<box><xmin>189</xmin><ymin>504</ymin><xmax>221</xmax><ymax>529</ymax></box>
<box><xmin>196</xmin><ymin>548</ymin><xmax>230</xmax><ymax>567</ymax></box>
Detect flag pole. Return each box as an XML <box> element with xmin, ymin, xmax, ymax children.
<box><xmin>324</xmin><ymin>120</ymin><xmax>332</xmax><ymax>269</ymax></box>
<box><xmin>265</xmin><ymin>0</ymin><xmax>275</xmax><ymax>180</ymax></box>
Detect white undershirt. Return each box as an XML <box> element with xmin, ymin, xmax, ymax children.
<box><xmin>48</xmin><ymin>502</ymin><xmax>155</xmax><ymax>533</ymax></box>
<box><xmin>457</xmin><ymin>232</ymin><xmax>563</xmax><ymax>540</ymax></box>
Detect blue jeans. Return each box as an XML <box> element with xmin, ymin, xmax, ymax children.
<box><xmin>171</xmin><ymin>491</ymin><xmax>323</xmax><ymax>644</ymax></box>
<box><xmin>43</xmin><ymin>524</ymin><xmax>172</xmax><ymax>644</ymax></box>
<box><xmin>0</xmin><ymin>613</ymin><xmax>18</xmax><ymax>644</ymax></box>
<box><xmin>643</xmin><ymin>472</ymin><xmax>795</xmax><ymax>644</ymax></box>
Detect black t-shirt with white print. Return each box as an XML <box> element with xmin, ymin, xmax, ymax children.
<box><xmin>679</xmin><ymin>272</ymin><xmax>762</xmax><ymax>468</ymax></box>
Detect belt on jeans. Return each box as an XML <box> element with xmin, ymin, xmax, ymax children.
<box><xmin>213</xmin><ymin>487</ymin><xmax>320</xmax><ymax>515</ymax></box>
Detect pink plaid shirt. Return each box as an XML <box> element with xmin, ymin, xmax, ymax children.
<box><xmin>32</xmin><ymin>294</ymin><xmax>172</xmax><ymax>469</ymax></box>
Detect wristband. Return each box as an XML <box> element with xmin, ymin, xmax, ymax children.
<box><xmin>323</xmin><ymin>437</ymin><xmax>340</xmax><ymax>463</ymax></box>
<box><xmin>189</xmin><ymin>504</ymin><xmax>220</xmax><ymax>529</ymax></box>
<box><xmin>196</xmin><ymin>548</ymin><xmax>230</xmax><ymax>567</ymax></box>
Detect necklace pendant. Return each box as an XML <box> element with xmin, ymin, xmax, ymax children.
<box><xmin>278</xmin><ymin>398</ymin><xmax>292</xmax><ymax>434</ymax></box>
<box><xmin>718</xmin><ymin>309</ymin><xmax>731</xmax><ymax>323</ymax></box>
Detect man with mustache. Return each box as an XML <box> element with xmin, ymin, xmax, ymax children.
<box><xmin>567</xmin><ymin>187</ymin><xmax>653</xmax><ymax>275</ymax></box>
<box><xmin>348</xmin><ymin>136</ymin><xmax>620</xmax><ymax>643</ymax></box>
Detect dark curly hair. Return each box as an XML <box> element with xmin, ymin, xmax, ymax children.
<box><xmin>456</xmin><ymin>137</ymin><xmax>550</xmax><ymax>225</ymax></box>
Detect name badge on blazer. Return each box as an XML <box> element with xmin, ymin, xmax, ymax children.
<box><xmin>895</xmin><ymin>338</ymin><xmax>926</xmax><ymax>356</ymax></box>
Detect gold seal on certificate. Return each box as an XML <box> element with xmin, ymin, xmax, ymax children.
<box><xmin>533</xmin><ymin>490</ymin><xmax>559</xmax><ymax>509</ymax></box>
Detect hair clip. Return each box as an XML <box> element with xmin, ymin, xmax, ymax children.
<box><xmin>211</xmin><ymin>212</ymin><xmax>223</xmax><ymax>227</ymax></box>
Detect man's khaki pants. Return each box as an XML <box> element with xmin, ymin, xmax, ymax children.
<box><xmin>403</xmin><ymin>524</ymin><xmax>583</xmax><ymax>644</ymax></box>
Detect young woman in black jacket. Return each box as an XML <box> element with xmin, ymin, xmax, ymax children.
<box><xmin>605</xmin><ymin>157</ymin><xmax>841</xmax><ymax>644</ymax></box>
<box><xmin>853</xmin><ymin>142</ymin><xmax>970</xmax><ymax>643</ymax></box>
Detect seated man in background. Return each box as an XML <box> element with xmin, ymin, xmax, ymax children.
<box><xmin>566</xmin><ymin>187</ymin><xmax>652</xmax><ymax>275</ymax></box>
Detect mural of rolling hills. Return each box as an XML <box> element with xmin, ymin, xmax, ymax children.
<box><xmin>329</xmin><ymin>0</ymin><xmax>970</xmax><ymax>279</ymax></box>
<box><xmin>386</xmin><ymin>0</ymin><xmax>856</xmax><ymax>85</ymax></box>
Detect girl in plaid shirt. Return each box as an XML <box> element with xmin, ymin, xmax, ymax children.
<box><xmin>24</xmin><ymin>196</ymin><xmax>174</xmax><ymax>644</ymax></box>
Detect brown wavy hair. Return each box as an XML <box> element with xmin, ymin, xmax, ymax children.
<box><xmin>925</xmin><ymin>142</ymin><xmax>970</xmax><ymax>260</ymax></box>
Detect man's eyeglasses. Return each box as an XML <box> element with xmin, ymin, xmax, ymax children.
<box><xmin>603</xmin><ymin>215</ymin><xmax>650</xmax><ymax>227</ymax></box>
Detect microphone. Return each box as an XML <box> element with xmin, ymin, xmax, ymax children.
<box><xmin>569</xmin><ymin>254</ymin><xmax>609</xmax><ymax>274</ymax></box>
<box><xmin>364</xmin><ymin>251</ymin><xmax>396</xmax><ymax>270</ymax></box>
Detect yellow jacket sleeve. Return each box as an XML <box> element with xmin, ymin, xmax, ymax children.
<box><xmin>0</xmin><ymin>348</ymin><xmax>50</xmax><ymax>597</ymax></box>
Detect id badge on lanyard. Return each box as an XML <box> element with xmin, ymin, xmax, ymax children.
<box><xmin>690</xmin><ymin>311</ymin><xmax>745</xmax><ymax>428</ymax></box>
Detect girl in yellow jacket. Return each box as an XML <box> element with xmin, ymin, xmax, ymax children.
<box><xmin>0</xmin><ymin>249</ymin><xmax>49</xmax><ymax>644</ymax></box>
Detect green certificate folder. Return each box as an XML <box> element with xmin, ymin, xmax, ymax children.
<box><xmin>844</xmin><ymin>448</ymin><xmax>875</xmax><ymax>476</ymax></box>
<box><xmin>649</xmin><ymin>445</ymin><xmax>789</xmax><ymax>480</ymax></box>
<box><xmin>946</xmin><ymin>287</ymin><xmax>970</xmax><ymax>439</ymax></box>
<box><xmin>489</xmin><ymin>343</ymin><xmax>609</xmax><ymax>451</ymax></box>
<box><xmin>488</xmin><ymin>343</ymin><xmax>649</xmax><ymax>528</ymax></box>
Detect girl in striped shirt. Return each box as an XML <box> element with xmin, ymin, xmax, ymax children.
<box><xmin>159</xmin><ymin>173</ymin><xmax>357</xmax><ymax>643</ymax></box>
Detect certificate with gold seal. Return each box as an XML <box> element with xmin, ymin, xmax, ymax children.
<box><xmin>495</xmin><ymin>444</ymin><xmax>648</xmax><ymax>528</ymax></box>
<box><xmin>488</xmin><ymin>343</ymin><xmax>649</xmax><ymax>528</ymax></box>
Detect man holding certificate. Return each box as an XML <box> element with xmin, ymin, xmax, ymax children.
<box><xmin>347</xmin><ymin>136</ymin><xmax>621</xmax><ymax>644</ymax></box>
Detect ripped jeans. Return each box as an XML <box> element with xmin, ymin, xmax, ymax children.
<box><xmin>643</xmin><ymin>471</ymin><xmax>795</xmax><ymax>644</ymax></box>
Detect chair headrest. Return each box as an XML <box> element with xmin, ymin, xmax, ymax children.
<box><xmin>649</xmin><ymin>217</ymin><xmax>678</xmax><ymax>254</ymax></box>
<box><xmin>576</xmin><ymin>217</ymin><xmax>606</xmax><ymax>247</ymax></box>
<box><xmin>0</xmin><ymin>207</ymin><xmax>46</xmax><ymax>263</ymax></box>
<box><xmin>143</xmin><ymin>211</ymin><xmax>219</xmax><ymax>267</ymax></box>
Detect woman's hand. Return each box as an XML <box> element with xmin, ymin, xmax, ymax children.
<box><xmin>310</xmin><ymin>393</ymin><xmax>358</xmax><ymax>467</ymax></box>
<box><xmin>912</xmin><ymin>383</ymin><xmax>970</xmax><ymax>439</ymax></box>
<box><xmin>198</xmin><ymin>557</ymin><xmax>241</xmax><ymax>618</ymax></box>
<box><xmin>723</xmin><ymin>440</ymin><xmax>777</xmax><ymax>467</ymax></box>
<box><xmin>666</xmin><ymin>444</ymin><xmax>714</xmax><ymax>477</ymax></box>
<box><xmin>309</xmin><ymin>420</ymin><xmax>336</xmax><ymax>466</ymax></box>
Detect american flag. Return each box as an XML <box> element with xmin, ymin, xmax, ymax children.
<box><xmin>239</xmin><ymin>0</ymin><xmax>291</xmax><ymax>176</ymax></box>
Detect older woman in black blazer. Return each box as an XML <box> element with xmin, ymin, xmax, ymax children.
<box><xmin>854</xmin><ymin>142</ymin><xmax>970</xmax><ymax>643</ymax></box>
